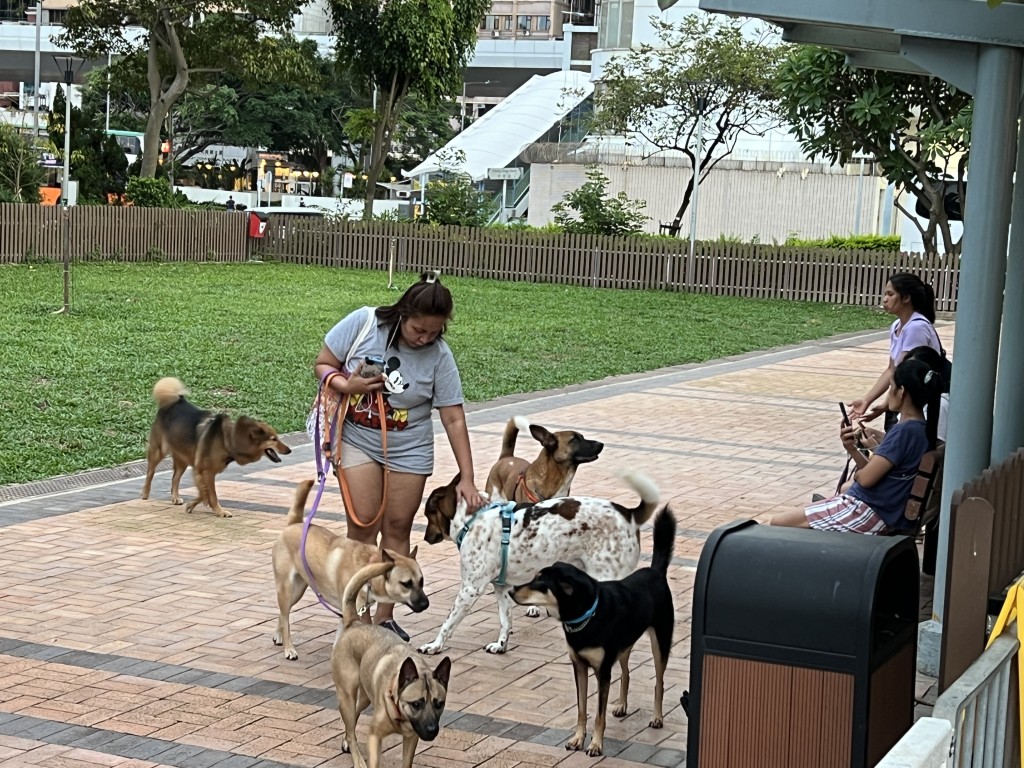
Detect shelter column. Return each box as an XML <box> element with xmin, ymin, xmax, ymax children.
<box><xmin>992</xmin><ymin>106</ymin><xmax>1024</xmax><ymax>463</ymax></box>
<box><xmin>935</xmin><ymin>44</ymin><xmax>1021</xmax><ymax>621</ymax></box>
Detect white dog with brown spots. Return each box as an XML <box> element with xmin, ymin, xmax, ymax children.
<box><xmin>418</xmin><ymin>470</ymin><xmax>660</xmax><ymax>655</ymax></box>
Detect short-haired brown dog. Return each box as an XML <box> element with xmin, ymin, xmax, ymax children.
<box><xmin>141</xmin><ymin>377</ymin><xmax>291</xmax><ymax>518</ymax></box>
<box><xmin>332</xmin><ymin>561</ymin><xmax>452</xmax><ymax>768</ymax></box>
<box><xmin>272</xmin><ymin>479</ymin><xmax>429</xmax><ymax>660</ymax></box>
<box><xmin>486</xmin><ymin>416</ymin><xmax>604</xmax><ymax>503</ymax></box>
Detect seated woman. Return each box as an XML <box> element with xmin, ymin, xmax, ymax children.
<box><xmin>858</xmin><ymin>345</ymin><xmax>949</xmax><ymax>449</ymax></box>
<box><xmin>773</xmin><ymin>357</ymin><xmax>943</xmax><ymax>534</ymax></box>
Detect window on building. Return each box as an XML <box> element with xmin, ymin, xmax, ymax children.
<box><xmin>597</xmin><ymin>0</ymin><xmax>632</xmax><ymax>48</ymax></box>
<box><xmin>537</xmin><ymin>15</ymin><xmax>551</xmax><ymax>30</ymax></box>
<box><xmin>517</xmin><ymin>14</ymin><xmax>532</xmax><ymax>31</ymax></box>
<box><xmin>503</xmin><ymin>15</ymin><xmax>513</xmax><ymax>29</ymax></box>
<box><xmin>480</xmin><ymin>14</ymin><xmax>500</xmax><ymax>29</ymax></box>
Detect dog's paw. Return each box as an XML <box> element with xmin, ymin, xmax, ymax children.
<box><xmin>212</xmin><ymin>507</ymin><xmax>233</xmax><ymax>518</ymax></box>
<box><xmin>272</xmin><ymin>633</ymin><xmax>282</xmax><ymax>646</ymax></box>
<box><xmin>341</xmin><ymin>738</ymin><xmax>350</xmax><ymax>754</ymax></box>
<box><xmin>417</xmin><ymin>641</ymin><xmax>443</xmax><ymax>655</ymax></box>
<box><xmin>171</xmin><ymin>496</ymin><xmax>183</xmax><ymax>505</ymax></box>
<box><xmin>484</xmin><ymin>639</ymin><xmax>507</xmax><ymax>654</ymax></box>
<box><xmin>525</xmin><ymin>606</ymin><xmax>543</xmax><ymax>618</ymax></box>
<box><xmin>565</xmin><ymin>735</ymin><xmax>585</xmax><ymax>751</ymax></box>
<box><xmin>612</xmin><ymin>704</ymin><xmax>628</xmax><ymax>718</ymax></box>
<box><xmin>648</xmin><ymin>716</ymin><xmax>664</xmax><ymax>729</ymax></box>
<box><xmin>585</xmin><ymin>743</ymin><xmax>604</xmax><ymax>757</ymax></box>
<box><xmin>284</xmin><ymin>648</ymin><xmax>298</xmax><ymax>661</ymax></box>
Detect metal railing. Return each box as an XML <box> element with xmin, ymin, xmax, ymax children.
<box><xmin>933</xmin><ymin>629</ymin><xmax>1019</xmax><ymax>767</ymax></box>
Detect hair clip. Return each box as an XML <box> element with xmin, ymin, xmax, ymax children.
<box><xmin>924</xmin><ymin>370</ymin><xmax>935</xmax><ymax>384</ymax></box>
<box><xmin>425</xmin><ymin>269</ymin><xmax>441</xmax><ymax>284</ymax></box>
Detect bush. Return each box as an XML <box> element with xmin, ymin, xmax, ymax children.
<box><xmin>552</xmin><ymin>166</ymin><xmax>649</xmax><ymax>236</ymax></box>
<box><xmin>0</xmin><ymin>123</ymin><xmax>45</xmax><ymax>203</ymax></box>
<box><xmin>784</xmin><ymin>234</ymin><xmax>901</xmax><ymax>251</ymax></box>
<box><xmin>126</xmin><ymin>177</ymin><xmax>176</xmax><ymax>208</ymax></box>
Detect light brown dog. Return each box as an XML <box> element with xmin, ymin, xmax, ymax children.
<box><xmin>485</xmin><ymin>416</ymin><xmax>605</xmax><ymax>503</ymax></box>
<box><xmin>332</xmin><ymin>562</ymin><xmax>451</xmax><ymax>768</ymax></box>
<box><xmin>272</xmin><ymin>480</ymin><xmax>429</xmax><ymax>660</ymax></box>
<box><xmin>141</xmin><ymin>377</ymin><xmax>291</xmax><ymax>518</ymax></box>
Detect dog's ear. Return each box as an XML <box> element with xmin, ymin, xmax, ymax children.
<box><xmin>408</xmin><ymin>545</ymin><xmax>418</xmax><ymax>560</ymax></box>
<box><xmin>398</xmin><ymin>657</ymin><xmax>420</xmax><ymax>690</ymax></box>
<box><xmin>433</xmin><ymin>656</ymin><xmax>452</xmax><ymax>688</ymax></box>
<box><xmin>558</xmin><ymin>580</ymin><xmax>575</xmax><ymax>596</ymax></box>
<box><xmin>448</xmin><ymin>472</ymin><xmax>461</xmax><ymax>487</ymax></box>
<box><xmin>381</xmin><ymin>548</ymin><xmax>396</xmax><ymax>564</ymax></box>
<box><xmin>529</xmin><ymin>424</ymin><xmax>557</xmax><ymax>453</ymax></box>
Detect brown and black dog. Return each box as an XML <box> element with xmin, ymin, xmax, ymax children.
<box><xmin>485</xmin><ymin>416</ymin><xmax>604</xmax><ymax>503</ymax></box>
<box><xmin>141</xmin><ymin>377</ymin><xmax>291</xmax><ymax>518</ymax></box>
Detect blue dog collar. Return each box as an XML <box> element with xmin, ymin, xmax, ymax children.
<box><xmin>562</xmin><ymin>596</ymin><xmax>599</xmax><ymax>633</ymax></box>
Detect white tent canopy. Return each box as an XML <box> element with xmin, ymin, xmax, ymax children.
<box><xmin>403</xmin><ymin>70</ymin><xmax>594</xmax><ymax>182</ymax></box>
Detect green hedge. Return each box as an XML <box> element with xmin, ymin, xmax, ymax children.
<box><xmin>784</xmin><ymin>234</ymin><xmax>901</xmax><ymax>251</ymax></box>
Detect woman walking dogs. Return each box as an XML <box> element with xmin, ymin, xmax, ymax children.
<box><xmin>313</xmin><ymin>271</ymin><xmax>484</xmax><ymax>641</ymax></box>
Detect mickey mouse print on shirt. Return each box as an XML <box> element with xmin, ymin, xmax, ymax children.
<box><xmin>348</xmin><ymin>356</ymin><xmax>411</xmax><ymax>431</ymax></box>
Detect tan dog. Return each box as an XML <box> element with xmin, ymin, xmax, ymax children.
<box><xmin>272</xmin><ymin>480</ymin><xmax>429</xmax><ymax>660</ymax></box>
<box><xmin>332</xmin><ymin>562</ymin><xmax>452</xmax><ymax>768</ymax></box>
<box><xmin>141</xmin><ymin>377</ymin><xmax>291</xmax><ymax>518</ymax></box>
<box><xmin>486</xmin><ymin>416</ymin><xmax>604</xmax><ymax>503</ymax></box>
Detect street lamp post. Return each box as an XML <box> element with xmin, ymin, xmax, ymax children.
<box><xmin>460</xmin><ymin>79</ymin><xmax>497</xmax><ymax>131</ymax></box>
<box><xmin>52</xmin><ymin>55</ymin><xmax>82</xmax><ymax>315</ymax></box>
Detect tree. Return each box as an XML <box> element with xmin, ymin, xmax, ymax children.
<box><xmin>328</xmin><ymin>0</ymin><xmax>490</xmax><ymax>219</ymax></box>
<box><xmin>593</xmin><ymin>15</ymin><xmax>786</xmax><ymax>235</ymax></box>
<box><xmin>776</xmin><ymin>46</ymin><xmax>971</xmax><ymax>255</ymax></box>
<box><xmin>57</xmin><ymin>1</ymin><xmax>310</xmax><ymax>178</ymax></box>
<box><xmin>0</xmin><ymin>123</ymin><xmax>44</xmax><ymax>203</ymax></box>
<box><xmin>552</xmin><ymin>167</ymin><xmax>649</xmax><ymax>236</ymax></box>
<box><xmin>48</xmin><ymin>85</ymin><xmax>129</xmax><ymax>203</ymax></box>
<box><xmin>422</xmin><ymin>149</ymin><xmax>494</xmax><ymax>226</ymax></box>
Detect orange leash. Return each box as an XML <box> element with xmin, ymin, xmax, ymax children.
<box><xmin>322</xmin><ymin>372</ymin><xmax>389</xmax><ymax>529</ymax></box>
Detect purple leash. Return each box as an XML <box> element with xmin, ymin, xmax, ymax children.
<box><xmin>298</xmin><ymin>372</ymin><xmax>344</xmax><ymax>617</ymax></box>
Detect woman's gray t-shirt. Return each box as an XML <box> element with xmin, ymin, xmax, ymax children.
<box><xmin>323</xmin><ymin>307</ymin><xmax>464</xmax><ymax>474</ymax></box>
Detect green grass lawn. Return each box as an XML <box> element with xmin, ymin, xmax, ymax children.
<box><xmin>0</xmin><ymin>262</ymin><xmax>889</xmax><ymax>485</ymax></box>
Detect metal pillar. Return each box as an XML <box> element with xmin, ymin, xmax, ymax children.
<box><xmin>992</xmin><ymin>109</ymin><xmax>1024</xmax><ymax>462</ymax></box>
<box><xmin>934</xmin><ymin>45</ymin><xmax>1022</xmax><ymax>621</ymax></box>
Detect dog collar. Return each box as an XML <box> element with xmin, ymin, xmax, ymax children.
<box><xmin>562</xmin><ymin>596</ymin><xmax>599</xmax><ymax>633</ymax></box>
<box><xmin>387</xmin><ymin>687</ymin><xmax>404</xmax><ymax>723</ymax></box>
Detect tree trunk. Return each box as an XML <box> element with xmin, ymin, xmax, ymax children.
<box><xmin>140</xmin><ymin>13</ymin><xmax>190</xmax><ymax>178</ymax></box>
<box><xmin>362</xmin><ymin>74</ymin><xmax>406</xmax><ymax>220</ymax></box>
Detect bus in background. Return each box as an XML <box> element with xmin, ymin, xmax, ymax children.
<box><xmin>105</xmin><ymin>130</ymin><xmax>145</xmax><ymax>166</ymax></box>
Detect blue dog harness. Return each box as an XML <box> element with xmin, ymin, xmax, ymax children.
<box><xmin>454</xmin><ymin>500</ymin><xmax>518</xmax><ymax>586</ymax></box>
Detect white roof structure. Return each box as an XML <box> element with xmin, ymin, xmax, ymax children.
<box><xmin>403</xmin><ymin>70</ymin><xmax>594</xmax><ymax>182</ymax></box>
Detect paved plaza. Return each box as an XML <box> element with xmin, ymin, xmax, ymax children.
<box><xmin>0</xmin><ymin>324</ymin><xmax>948</xmax><ymax>767</ymax></box>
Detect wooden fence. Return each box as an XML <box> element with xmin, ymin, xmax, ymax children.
<box><xmin>0</xmin><ymin>205</ymin><xmax>961</xmax><ymax>310</ymax></box>
<box><xmin>951</xmin><ymin>447</ymin><xmax>1024</xmax><ymax>600</ymax></box>
<box><xmin>0</xmin><ymin>204</ymin><xmax>247</xmax><ymax>262</ymax></box>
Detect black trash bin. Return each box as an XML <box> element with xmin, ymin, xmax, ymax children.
<box><xmin>686</xmin><ymin>521</ymin><xmax>919</xmax><ymax>768</ymax></box>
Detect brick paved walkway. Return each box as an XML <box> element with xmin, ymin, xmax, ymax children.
<box><xmin>0</xmin><ymin>325</ymin><xmax>949</xmax><ymax>767</ymax></box>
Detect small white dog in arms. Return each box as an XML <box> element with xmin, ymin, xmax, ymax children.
<box><xmin>418</xmin><ymin>470</ymin><xmax>661</xmax><ymax>655</ymax></box>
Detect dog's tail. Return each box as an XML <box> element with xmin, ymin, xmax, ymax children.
<box><xmin>499</xmin><ymin>416</ymin><xmax>532</xmax><ymax>459</ymax></box>
<box><xmin>618</xmin><ymin>470</ymin><xmax>661</xmax><ymax>526</ymax></box>
<box><xmin>650</xmin><ymin>507</ymin><xmax>676</xmax><ymax>575</ymax></box>
<box><xmin>341</xmin><ymin>559</ymin><xmax>394</xmax><ymax>628</ymax></box>
<box><xmin>286</xmin><ymin>479</ymin><xmax>315</xmax><ymax>526</ymax></box>
<box><xmin>153</xmin><ymin>377</ymin><xmax>187</xmax><ymax>409</ymax></box>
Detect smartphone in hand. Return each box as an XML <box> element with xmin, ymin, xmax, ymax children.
<box><xmin>839</xmin><ymin>402</ymin><xmax>851</xmax><ymax>427</ymax></box>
